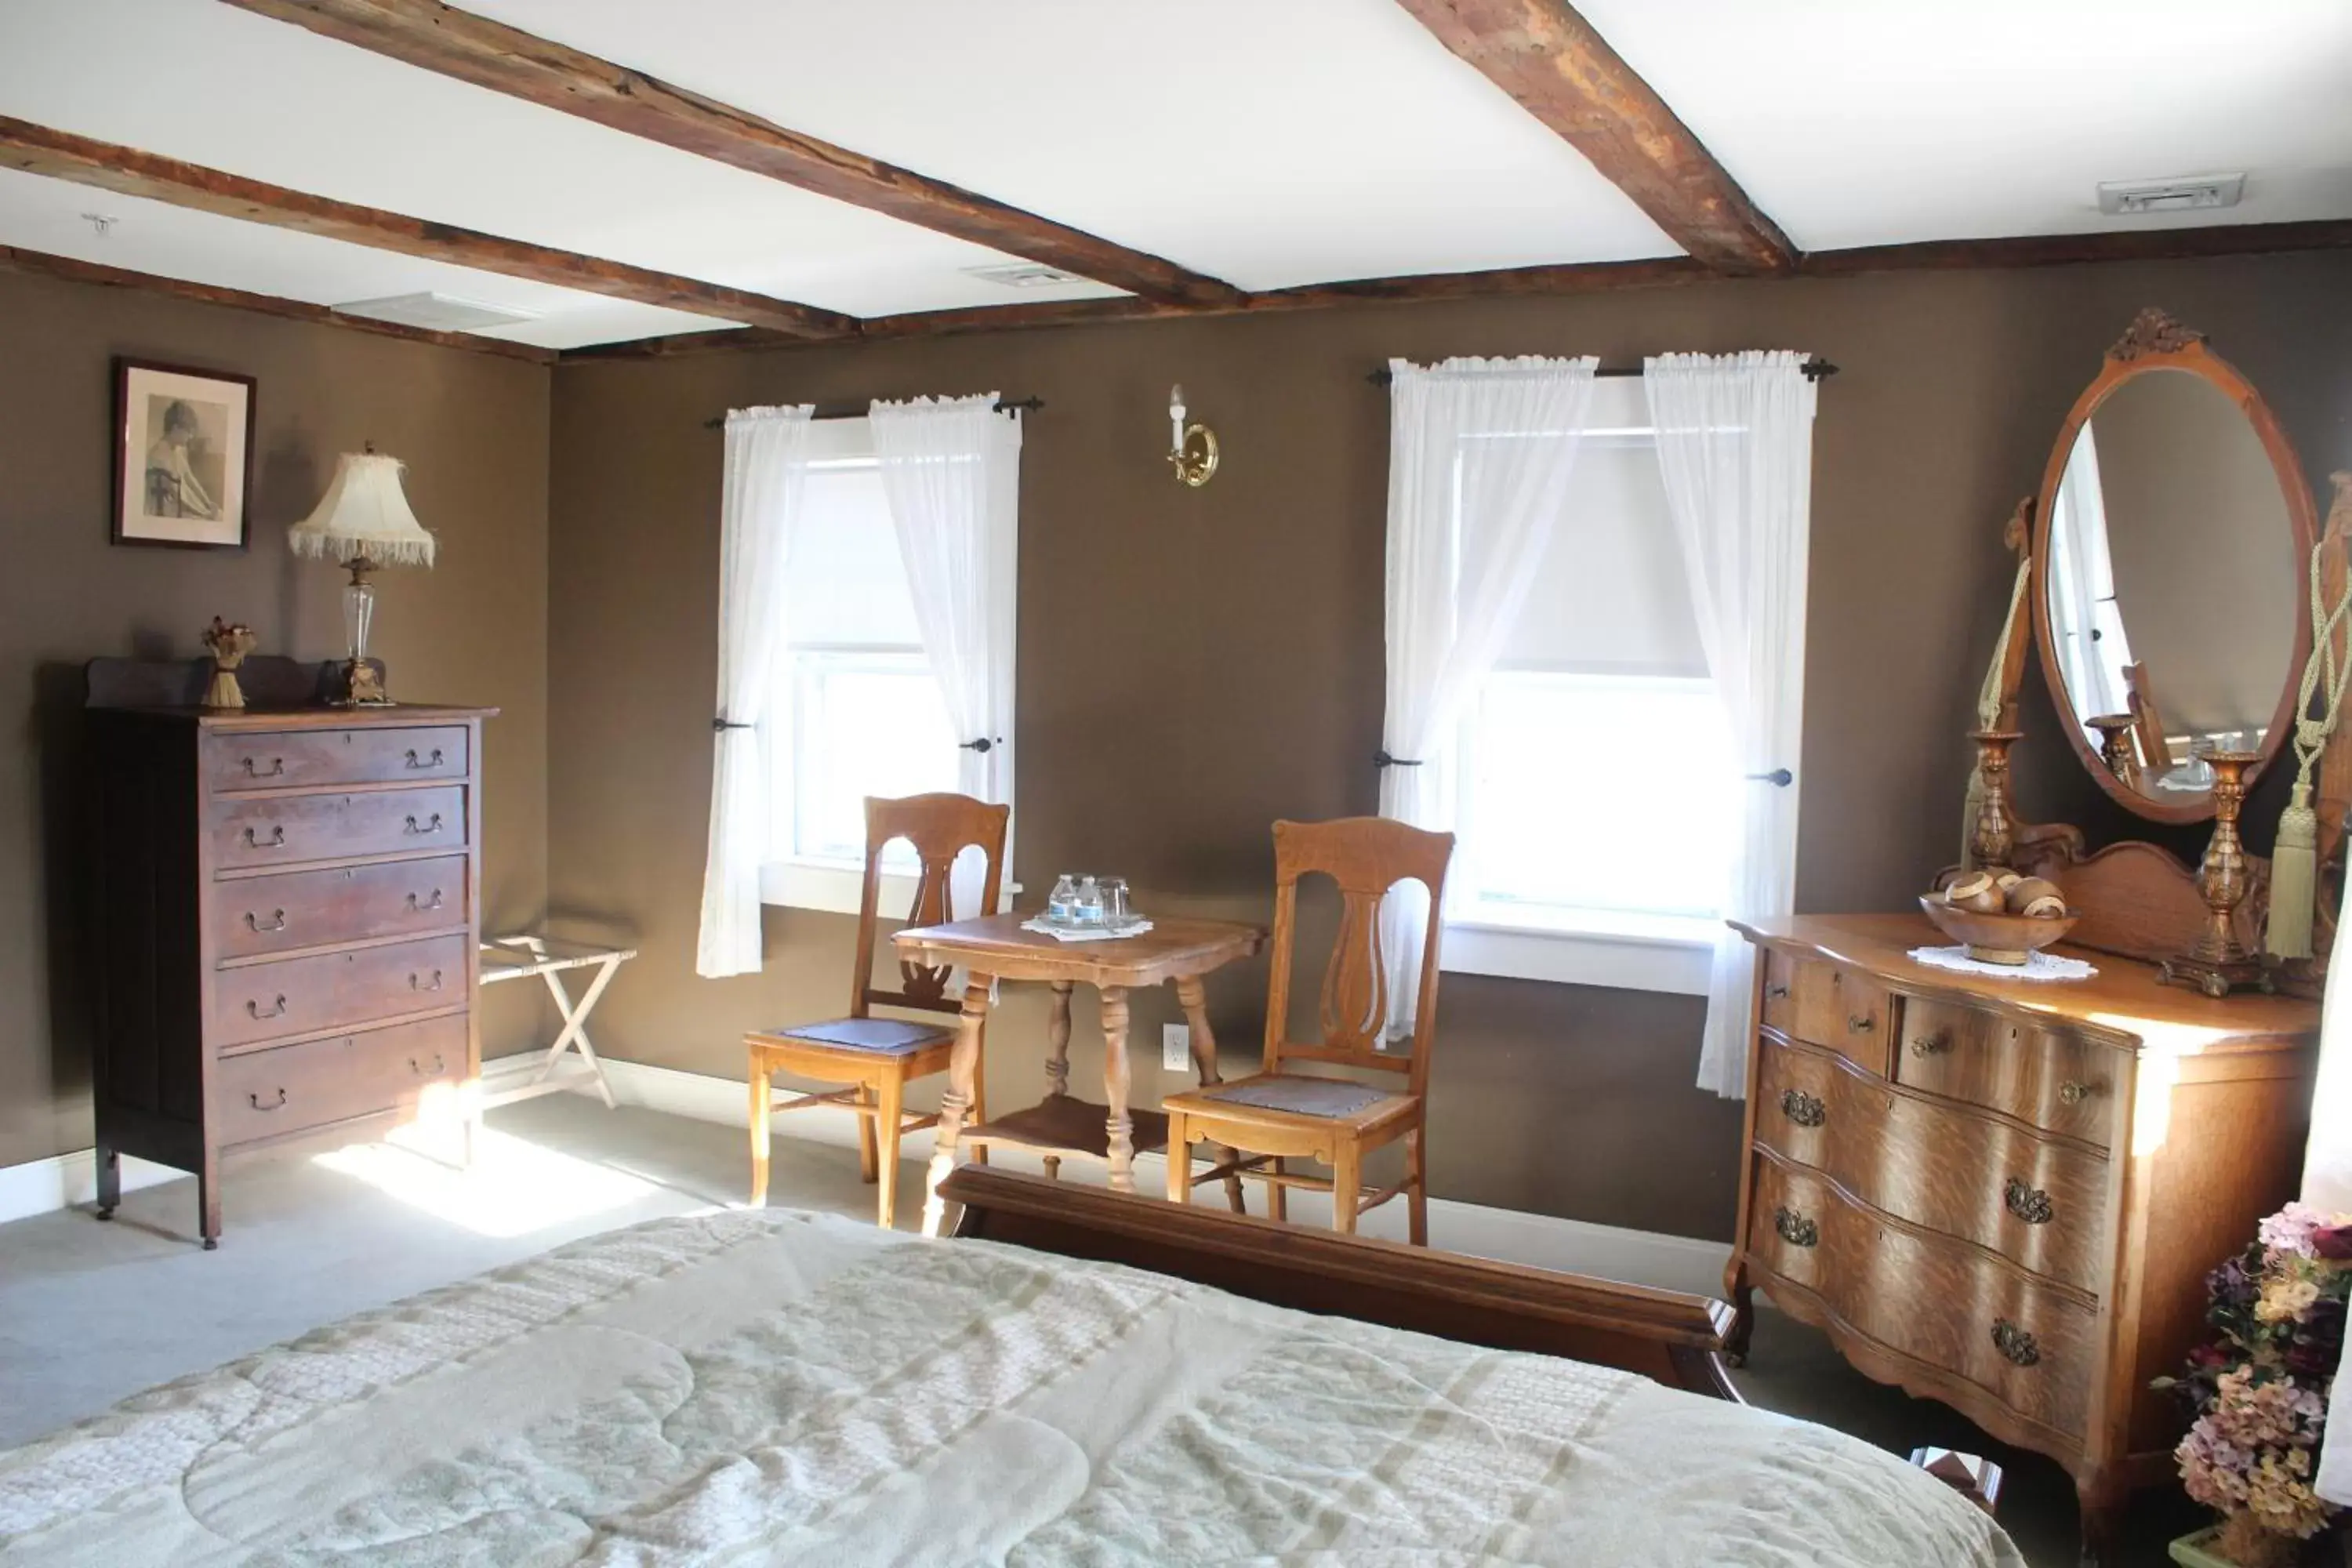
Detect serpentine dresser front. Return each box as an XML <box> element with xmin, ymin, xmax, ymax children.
<box><xmin>85</xmin><ymin>695</ymin><xmax>496</xmax><ymax>1250</ymax></box>
<box><xmin>1726</xmin><ymin>913</ymin><xmax>2317</xmax><ymax>1563</ymax></box>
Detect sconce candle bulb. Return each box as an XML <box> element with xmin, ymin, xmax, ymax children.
<box><xmin>1166</xmin><ymin>382</ymin><xmax>1218</xmax><ymax>488</ymax></box>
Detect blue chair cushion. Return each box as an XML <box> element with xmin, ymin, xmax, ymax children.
<box><xmin>1200</xmin><ymin>1076</ymin><xmax>1388</xmax><ymax>1118</ymax></box>
<box><xmin>771</xmin><ymin>1018</ymin><xmax>952</xmax><ymax>1054</ymax></box>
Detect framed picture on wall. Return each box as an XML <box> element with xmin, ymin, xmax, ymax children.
<box><xmin>111</xmin><ymin>358</ymin><xmax>256</xmax><ymax>550</ymax></box>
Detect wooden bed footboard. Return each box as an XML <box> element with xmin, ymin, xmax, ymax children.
<box><xmin>942</xmin><ymin>1167</ymin><xmax>1740</xmax><ymax>1401</ymax></box>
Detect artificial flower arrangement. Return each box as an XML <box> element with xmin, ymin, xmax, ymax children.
<box><xmin>2159</xmin><ymin>1203</ymin><xmax>2351</xmax><ymax>1566</ymax></box>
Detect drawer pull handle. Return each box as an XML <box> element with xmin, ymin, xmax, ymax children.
<box><xmin>1991</xmin><ymin>1317</ymin><xmax>2041</xmax><ymax>1367</ymax></box>
<box><xmin>245</xmin><ymin>994</ymin><xmax>288</xmax><ymax>1020</ymax></box>
<box><xmin>241</xmin><ymin>757</ymin><xmax>285</xmax><ymax>779</ymax></box>
<box><xmin>248</xmin><ymin>1087</ymin><xmax>287</xmax><ymax>1112</ymax></box>
<box><xmin>2004</xmin><ymin>1177</ymin><xmax>2055</xmax><ymax>1225</ymax></box>
<box><xmin>405</xmin><ymin>747</ymin><xmax>445</xmax><ymax>769</ymax></box>
<box><xmin>404</xmin><ymin>813</ymin><xmax>445</xmax><ymax>836</ymax></box>
<box><xmin>1773</xmin><ymin>1206</ymin><xmax>1819</xmax><ymax>1248</ymax></box>
<box><xmin>243</xmin><ymin>909</ymin><xmax>288</xmax><ymax>933</ymax></box>
<box><xmin>411</xmin><ymin>970</ymin><xmax>445</xmax><ymax>993</ymax></box>
<box><xmin>1846</xmin><ymin>1013</ymin><xmax>1875</xmax><ymax>1033</ymax></box>
<box><xmin>410</xmin><ymin>1053</ymin><xmax>446</xmax><ymax>1076</ymax></box>
<box><xmin>1778</xmin><ymin>1088</ymin><xmax>1827</xmax><ymax>1127</ymax></box>
<box><xmin>241</xmin><ymin>826</ymin><xmax>287</xmax><ymax>850</ymax></box>
<box><xmin>2057</xmin><ymin>1080</ymin><xmax>2096</xmax><ymax>1106</ymax></box>
<box><xmin>406</xmin><ymin>889</ymin><xmax>447</xmax><ymax>912</ymax></box>
<box><xmin>1766</xmin><ymin>983</ymin><xmax>1790</xmax><ymax>1000</ymax></box>
<box><xmin>1910</xmin><ymin>1031</ymin><xmax>1951</xmax><ymax>1057</ymax></box>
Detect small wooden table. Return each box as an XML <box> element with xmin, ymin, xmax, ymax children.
<box><xmin>893</xmin><ymin>913</ymin><xmax>1265</xmax><ymax>1236</ymax></box>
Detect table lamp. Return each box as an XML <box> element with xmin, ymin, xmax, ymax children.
<box><xmin>287</xmin><ymin>446</ymin><xmax>435</xmax><ymax>706</ymax></box>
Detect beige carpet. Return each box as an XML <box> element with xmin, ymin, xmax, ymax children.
<box><xmin>0</xmin><ymin>1094</ymin><xmax>2193</xmax><ymax>1565</ymax></box>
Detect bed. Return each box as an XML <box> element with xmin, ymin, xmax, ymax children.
<box><xmin>0</xmin><ymin>1170</ymin><xmax>2023</xmax><ymax>1566</ymax></box>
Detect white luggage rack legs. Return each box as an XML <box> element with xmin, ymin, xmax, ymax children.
<box><xmin>477</xmin><ymin>935</ymin><xmax>636</xmax><ymax>1109</ymax></box>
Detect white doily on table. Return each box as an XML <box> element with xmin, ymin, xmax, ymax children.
<box><xmin>1909</xmin><ymin>945</ymin><xmax>2096</xmax><ymax>981</ymax></box>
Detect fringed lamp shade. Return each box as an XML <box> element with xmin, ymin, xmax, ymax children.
<box><xmin>287</xmin><ymin>452</ymin><xmax>435</xmax><ymax>567</ymax></box>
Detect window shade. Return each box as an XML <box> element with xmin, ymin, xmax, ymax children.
<box><xmin>783</xmin><ymin>456</ymin><xmax>923</xmax><ymax>649</ymax></box>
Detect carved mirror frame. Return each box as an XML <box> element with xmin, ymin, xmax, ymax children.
<box><xmin>2027</xmin><ymin>308</ymin><xmax>2318</xmax><ymax>826</ymax></box>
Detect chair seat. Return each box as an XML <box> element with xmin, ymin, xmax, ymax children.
<box><xmin>760</xmin><ymin>1017</ymin><xmax>953</xmax><ymax>1054</ymax></box>
<box><xmin>1167</xmin><ymin>1073</ymin><xmax>1411</xmax><ymax>1124</ymax></box>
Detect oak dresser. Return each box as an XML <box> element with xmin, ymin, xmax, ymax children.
<box><xmin>85</xmin><ymin>662</ymin><xmax>495</xmax><ymax>1248</ymax></box>
<box><xmin>1726</xmin><ymin>913</ymin><xmax>2317</xmax><ymax>1559</ymax></box>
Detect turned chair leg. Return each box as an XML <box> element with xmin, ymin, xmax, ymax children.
<box><xmin>875</xmin><ymin>1070</ymin><xmax>906</xmax><ymax>1231</ymax></box>
<box><xmin>1330</xmin><ymin>1142</ymin><xmax>1361</xmax><ymax>1236</ymax></box>
<box><xmin>855</xmin><ymin>1083</ymin><xmax>880</xmax><ymax>1184</ymax></box>
<box><xmin>1405</xmin><ymin>1125</ymin><xmax>1428</xmax><ymax>1247</ymax></box>
<box><xmin>1165</xmin><ymin>1112</ymin><xmax>1191</xmax><ymax>1204</ymax></box>
<box><xmin>1267</xmin><ymin>1155</ymin><xmax>1287</xmax><ymax>1222</ymax></box>
<box><xmin>747</xmin><ymin>1056</ymin><xmax>772</xmax><ymax>1208</ymax></box>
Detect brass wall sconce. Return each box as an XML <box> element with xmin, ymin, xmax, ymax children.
<box><xmin>1167</xmin><ymin>383</ymin><xmax>1218</xmax><ymax>487</ymax></box>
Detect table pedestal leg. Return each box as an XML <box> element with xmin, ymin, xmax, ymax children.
<box><xmin>1101</xmin><ymin>986</ymin><xmax>1134</xmax><ymax>1193</ymax></box>
<box><xmin>1042</xmin><ymin>981</ymin><xmax>1073</xmax><ymax>1181</ymax></box>
<box><xmin>1176</xmin><ymin>975</ymin><xmax>1245</xmax><ymax>1214</ymax></box>
<box><xmin>921</xmin><ymin>976</ymin><xmax>994</xmax><ymax>1237</ymax></box>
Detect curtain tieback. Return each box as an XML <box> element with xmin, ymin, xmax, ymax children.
<box><xmin>1374</xmin><ymin>750</ymin><xmax>1422</xmax><ymax>768</ymax></box>
<box><xmin>958</xmin><ymin>737</ymin><xmax>999</xmax><ymax>753</ymax></box>
<box><xmin>1745</xmin><ymin>768</ymin><xmax>1794</xmax><ymax>787</ymax></box>
<box><xmin>712</xmin><ymin>718</ymin><xmax>753</xmax><ymax>734</ymax></box>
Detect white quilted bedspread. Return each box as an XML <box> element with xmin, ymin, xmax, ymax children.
<box><xmin>0</xmin><ymin>1210</ymin><xmax>2023</xmax><ymax>1566</ymax></box>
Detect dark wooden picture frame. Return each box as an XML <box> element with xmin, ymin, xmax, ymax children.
<box><xmin>111</xmin><ymin>357</ymin><xmax>257</xmax><ymax>550</ymax></box>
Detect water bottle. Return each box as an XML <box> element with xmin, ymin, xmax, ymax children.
<box><xmin>1074</xmin><ymin>875</ymin><xmax>1105</xmax><ymax>926</ymax></box>
<box><xmin>1047</xmin><ymin>873</ymin><xmax>1080</xmax><ymax>924</ymax></box>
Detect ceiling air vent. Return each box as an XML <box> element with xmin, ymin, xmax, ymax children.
<box><xmin>961</xmin><ymin>262</ymin><xmax>1083</xmax><ymax>289</ymax></box>
<box><xmin>332</xmin><ymin>292</ymin><xmax>540</xmax><ymax>331</ymax></box>
<box><xmin>2096</xmin><ymin>174</ymin><xmax>2245</xmax><ymax>216</ymax></box>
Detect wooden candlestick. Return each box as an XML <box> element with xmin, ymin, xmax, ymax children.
<box><xmin>1968</xmin><ymin>730</ymin><xmax>2022</xmax><ymax>870</ymax></box>
<box><xmin>2161</xmin><ymin>750</ymin><xmax>2271</xmax><ymax>997</ymax></box>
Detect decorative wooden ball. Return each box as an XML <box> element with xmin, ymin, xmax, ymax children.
<box><xmin>2005</xmin><ymin>877</ymin><xmax>2064</xmax><ymax>916</ymax></box>
<box><xmin>1992</xmin><ymin>870</ymin><xmax>2024</xmax><ymax>891</ymax></box>
<box><xmin>1945</xmin><ymin>872</ymin><xmax>2007</xmax><ymax>915</ymax></box>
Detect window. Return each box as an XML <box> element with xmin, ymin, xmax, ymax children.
<box><xmin>1441</xmin><ymin>379</ymin><xmax>1733</xmax><ymax>994</ymax></box>
<box><xmin>757</xmin><ymin>417</ymin><xmax>1017</xmax><ymax>914</ymax></box>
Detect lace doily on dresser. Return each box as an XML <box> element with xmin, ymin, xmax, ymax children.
<box><xmin>1908</xmin><ymin>945</ymin><xmax>2098</xmax><ymax>982</ymax></box>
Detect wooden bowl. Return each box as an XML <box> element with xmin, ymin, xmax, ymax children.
<box><xmin>1917</xmin><ymin>894</ymin><xmax>2080</xmax><ymax>966</ymax></box>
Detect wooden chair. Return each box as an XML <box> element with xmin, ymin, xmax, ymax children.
<box><xmin>746</xmin><ymin>792</ymin><xmax>1007</xmax><ymax>1229</ymax></box>
<box><xmin>1162</xmin><ymin>816</ymin><xmax>1454</xmax><ymax>1242</ymax></box>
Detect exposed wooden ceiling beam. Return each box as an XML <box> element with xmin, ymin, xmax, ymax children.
<box><xmin>0</xmin><ymin>114</ymin><xmax>855</xmax><ymax>338</ymax></box>
<box><xmin>0</xmin><ymin>241</ymin><xmax>555</xmax><ymax>362</ymax></box>
<box><xmin>556</xmin><ymin>220</ymin><xmax>2352</xmax><ymax>361</ymax></box>
<box><xmin>217</xmin><ymin>0</ymin><xmax>1247</xmax><ymax>310</ymax></box>
<box><xmin>1392</xmin><ymin>0</ymin><xmax>1795</xmax><ymax>274</ymax></box>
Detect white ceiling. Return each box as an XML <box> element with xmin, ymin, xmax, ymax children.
<box><xmin>0</xmin><ymin>0</ymin><xmax>2345</xmax><ymax>349</ymax></box>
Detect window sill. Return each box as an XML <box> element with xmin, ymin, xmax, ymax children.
<box><xmin>760</xmin><ymin>858</ymin><xmax>1021</xmax><ymax>918</ymax></box>
<box><xmin>1441</xmin><ymin>909</ymin><xmax>1718</xmax><ymax>996</ymax></box>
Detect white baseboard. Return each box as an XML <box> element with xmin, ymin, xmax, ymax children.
<box><xmin>580</xmin><ymin>1058</ymin><xmax>1734</xmax><ymax>1300</ymax></box>
<box><xmin>0</xmin><ymin>1148</ymin><xmax>185</xmax><ymax>1227</ymax></box>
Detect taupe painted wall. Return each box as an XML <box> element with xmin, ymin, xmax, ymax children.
<box><xmin>546</xmin><ymin>251</ymin><xmax>2352</xmax><ymax>1243</ymax></box>
<box><xmin>1</xmin><ymin>269</ymin><xmax>551</xmax><ymax>1171</ymax></box>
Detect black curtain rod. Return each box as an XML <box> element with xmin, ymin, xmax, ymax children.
<box><xmin>1365</xmin><ymin>357</ymin><xmax>1837</xmax><ymax>387</ymax></box>
<box><xmin>701</xmin><ymin>395</ymin><xmax>1042</xmax><ymax>430</ymax></box>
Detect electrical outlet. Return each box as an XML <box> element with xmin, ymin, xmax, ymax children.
<box><xmin>1162</xmin><ymin>1023</ymin><xmax>1192</xmax><ymax>1073</ymax></box>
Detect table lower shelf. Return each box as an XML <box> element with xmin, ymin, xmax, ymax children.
<box><xmin>963</xmin><ymin>1095</ymin><xmax>1169</xmax><ymax>1161</ymax></box>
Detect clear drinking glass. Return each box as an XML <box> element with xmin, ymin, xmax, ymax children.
<box><xmin>1101</xmin><ymin>877</ymin><xmax>1131</xmax><ymax>928</ymax></box>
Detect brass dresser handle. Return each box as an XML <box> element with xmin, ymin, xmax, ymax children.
<box><xmin>1779</xmin><ymin>1088</ymin><xmax>1827</xmax><ymax>1128</ymax></box>
<box><xmin>245</xmin><ymin>994</ymin><xmax>288</xmax><ymax>1020</ymax></box>
<box><xmin>404</xmin><ymin>813</ymin><xmax>445</xmax><ymax>836</ymax></box>
<box><xmin>2005</xmin><ymin>1177</ymin><xmax>2055</xmax><ymax>1225</ymax></box>
<box><xmin>248</xmin><ymin>1087</ymin><xmax>287</xmax><ymax>1112</ymax></box>
<box><xmin>241</xmin><ymin>826</ymin><xmax>287</xmax><ymax>849</ymax></box>
<box><xmin>1846</xmin><ymin>1013</ymin><xmax>1875</xmax><ymax>1033</ymax></box>
<box><xmin>1773</xmin><ymin>1206</ymin><xmax>1819</xmax><ymax>1248</ymax></box>
<box><xmin>1910</xmin><ymin>1031</ymin><xmax>1950</xmax><ymax>1057</ymax></box>
<box><xmin>410</xmin><ymin>1053</ymin><xmax>446</xmax><ymax>1076</ymax></box>
<box><xmin>1991</xmin><ymin>1317</ymin><xmax>2040</xmax><ymax>1367</ymax></box>
<box><xmin>2057</xmin><ymin>1080</ymin><xmax>2095</xmax><ymax>1106</ymax></box>
<box><xmin>411</xmin><ymin>970</ymin><xmax>445</xmax><ymax>993</ymax></box>
<box><xmin>243</xmin><ymin>909</ymin><xmax>288</xmax><ymax>933</ymax></box>
<box><xmin>405</xmin><ymin>747</ymin><xmax>445</xmax><ymax>769</ymax></box>
<box><xmin>1765</xmin><ymin>983</ymin><xmax>1791</xmax><ymax>1000</ymax></box>
<box><xmin>241</xmin><ymin>757</ymin><xmax>284</xmax><ymax>779</ymax></box>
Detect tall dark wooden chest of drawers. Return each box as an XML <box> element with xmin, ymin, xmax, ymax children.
<box><xmin>1727</xmin><ymin>913</ymin><xmax>2318</xmax><ymax>1563</ymax></box>
<box><xmin>85</xmin><ymin>675</ymin><xmax>495</xmax><ymax>1248</ymax></box>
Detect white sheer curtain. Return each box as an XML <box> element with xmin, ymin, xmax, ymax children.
<box><xmin>2307</xmin><ymin>913</ymin><xmax>2352</xmax><ymax>1503</ymax></box>
<box><xmin>1378</xmin><ymin>355</ymin><xmax>1599</xmax><ymax>1037</ymax></box>
<box><xmin>1645</xmin><ymin>351</ymin><xmax>1817</xmax><ymax>1098</ymax></box>
<box><xmin>871</xmin><ymin>393</ymin><xmax>1022</xmax><ymax>916</ymax></box>
<box><xmin>696</xmin><ymin>405</ymin><xmax>815</xmax><ymax>978</ymax></box>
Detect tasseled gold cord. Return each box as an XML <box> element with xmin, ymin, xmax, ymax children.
<box><xmin>2266</xmin><ymin>539</ymin><xmax>2352</xmax><ymax>960</ymax></box>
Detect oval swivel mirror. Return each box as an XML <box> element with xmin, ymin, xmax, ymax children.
<box><xmin>2031</xmin><ymin>310</ymin><xmax>2316</xmax><ymax>824</ymax></box>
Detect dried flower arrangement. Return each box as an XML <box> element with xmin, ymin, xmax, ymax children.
<box><xmin>2159</xmin><ymin>1203</ymin><xmax>2350</xmax><ymax>1566</ymax></box>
